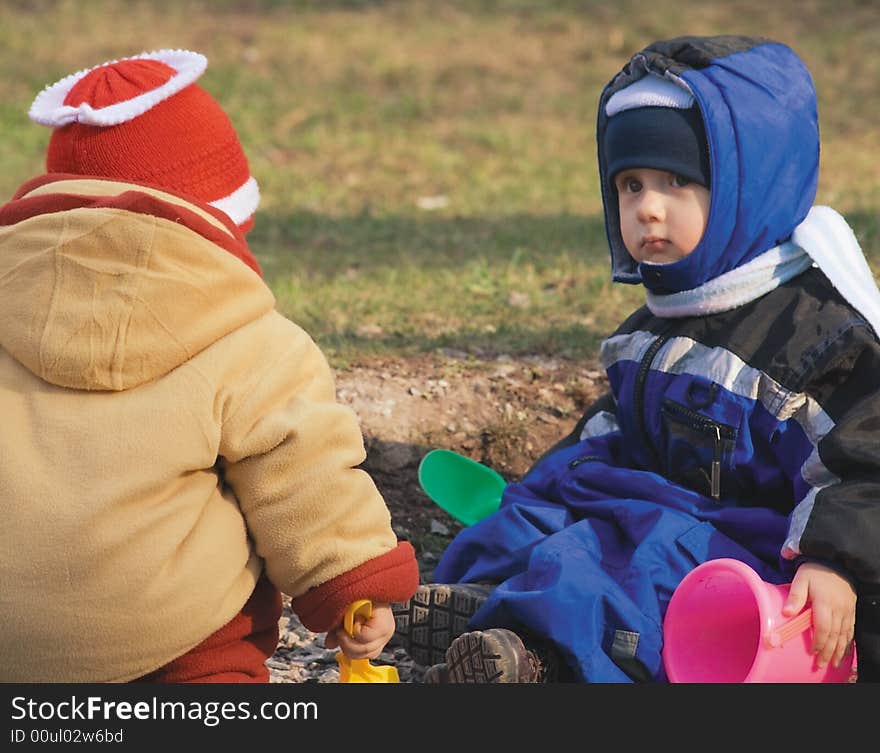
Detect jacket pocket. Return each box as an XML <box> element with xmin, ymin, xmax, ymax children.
<box><xmin>661</xmin><ymin>396</ymin><xmax>739</xmax><ymax>500</ymax></box>
<box><xmin>675</xmin><ymin>520</ymin><xmax>768</xmax><ymax>574</ymax></box>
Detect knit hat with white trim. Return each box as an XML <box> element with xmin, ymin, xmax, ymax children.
<box><xmin>603</xmin><ymin>74</ymin><xmax>710</xmax><ymax>188</ymax></box>
<box><xmin>29</xmin><ymin>49</ymin><xmax>260</xmax><ymax>232</ymax></box>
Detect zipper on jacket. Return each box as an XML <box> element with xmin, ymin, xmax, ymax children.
<box><xmin>710</xmin><ymin>425</ymin><xmax>722</xmax><ymax>499</ymax></box>
<box><xmin>661</xmin><ymin>399</ymin><xmax>737</xmax><ymax>500</ymax></box>
<box><xmin>634</xmin><ymin>332</ymin><xmax>671</xmax><ymax>469</ymax></box>
<box><xmin>568</xmin><ymin>455</ymin><xmax>604</xmax><ymax>470</ymax></box>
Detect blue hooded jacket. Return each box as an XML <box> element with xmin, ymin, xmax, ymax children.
<box><xmin>433</xmin><ymin>37</ymin><xmax>880</xmax><ymax>683</ymax></box>
<box><xmin>598</xmin><ymin>36</ymin><xmax>819</xmax><ymax>293</ymax></box>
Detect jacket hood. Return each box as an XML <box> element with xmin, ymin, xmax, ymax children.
<box><xmin>597</xmin><ymin>36</ymin><xmax>819</xmax><ymax>293</ymax></box>
<box><xmin>0</xmin><ymin>176</ymin><xmax>274</xmax><ymax>391</ymax></box>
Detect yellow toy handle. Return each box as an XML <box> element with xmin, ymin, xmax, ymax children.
<box><xmin>336</xmin><ymin>599</ymin><xmax>400</xmax><ymax>683</ymax></box>
<box><xmin>344</xmin><ymin>599</ymin><xmax>374</xmax><ymax>637</ymax></box>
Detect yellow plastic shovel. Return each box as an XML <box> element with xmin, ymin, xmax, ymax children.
<box><xmin>336</xmin><ymin>599</ymin><xmax>400</xmax><ymax>683</ymax></box>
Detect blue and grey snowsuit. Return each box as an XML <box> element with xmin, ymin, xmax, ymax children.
<box><xmin>433</xmin><ymin>36</ymin><xmax>880</xmax><ymax>682</ymax></box>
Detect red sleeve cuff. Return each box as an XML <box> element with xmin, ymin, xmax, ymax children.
<box><xmin>291</xmin><ymin>541</ymin><xmax>419</xmax><ymax>633</ymax></box>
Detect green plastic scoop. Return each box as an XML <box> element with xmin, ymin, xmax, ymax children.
<box><xmin>417</xmin><ymin>449</ymin><xmax>507</xmax><ymax>526</ymax></box>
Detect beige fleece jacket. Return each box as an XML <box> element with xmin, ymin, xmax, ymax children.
<box><xmin>0</xmin><ymin>177</ymin><xmax>408</xmax><ymax>682</ymax></box>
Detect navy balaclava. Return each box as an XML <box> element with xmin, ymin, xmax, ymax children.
<box><xmin>596</xmin><ymin>36</ymin><xmax>819</xmax><ymax>294</ymax></box>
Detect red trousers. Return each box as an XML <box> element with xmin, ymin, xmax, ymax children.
<box><xmin>134</xmin><ymin>576</ymin><xmax>282</xmax><ymax>683</ymax></box>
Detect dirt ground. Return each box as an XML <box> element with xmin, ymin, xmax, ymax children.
<box><xmin>333</xmin><ymin>350</ymin><xmax>608</xmax><ymax>577</ymax></box>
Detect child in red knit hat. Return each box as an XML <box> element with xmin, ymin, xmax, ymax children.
<box><xmin>0</xmin><ymin>50</ymin><xmax>418</xmax><ymax>683</ymax></box>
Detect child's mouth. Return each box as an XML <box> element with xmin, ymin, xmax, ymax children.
<box><xmin>642</xmin><ymin>237</ymin><xmax>668</xmax><ymax>251</ymax></box>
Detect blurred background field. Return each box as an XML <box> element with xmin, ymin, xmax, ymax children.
<box><xmin>2</xmin><ymin>0</ymin><xmax>878</xmax><ymax>366</ymax></box>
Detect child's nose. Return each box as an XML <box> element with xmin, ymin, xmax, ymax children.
<box><xmin>637</xmin><ymin>190</ymin><xmax>665</xmax><ymax>222</ymax></box>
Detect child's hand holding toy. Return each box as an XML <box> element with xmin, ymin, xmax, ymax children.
<box><xmin>324</xmin><ymin>601</ymin><xmax>395</xmax><ymax>660</ymax></box>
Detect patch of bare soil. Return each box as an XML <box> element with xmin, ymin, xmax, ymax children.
<box><xmin>334</xmin><ymin>351</ymin><xmax>608</xmax><ymax>578</ymax></box>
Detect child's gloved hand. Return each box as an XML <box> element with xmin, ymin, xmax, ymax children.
<box><xmin>783</xmin><ymin>561</ymin><xmax>856</xmax><ymax>669</ymax></box>
<box><xmin>323</xmin><ymin>602</ymin><xmax>395</xmax><ymax>661</ymax></box>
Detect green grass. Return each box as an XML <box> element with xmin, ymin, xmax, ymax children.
<box><xmin>2</xmin><ymin>0</ymin><xmax>878</xmax><ymax>365</ymax></box>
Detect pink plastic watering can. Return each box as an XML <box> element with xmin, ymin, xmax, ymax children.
<box><xmin>662</xmin><ymin>558</ymin><xmax>856</xmax><ymax>683</ymax></box>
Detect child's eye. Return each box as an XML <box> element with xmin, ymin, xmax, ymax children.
<box><xmin>671</xmin><ymin>174</ymin><xmax>691</xmax><ymax>187</ymax></box>
<box><xmin>619</xmin><ymin>177</ymin><xmax>642</xmax><ymax>193</ymax></box>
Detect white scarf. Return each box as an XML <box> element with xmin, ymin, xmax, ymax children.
<box><xmin>646</xmin><ymin>206</ymin><xmax>880</xmax><ymax>338</ymax></box>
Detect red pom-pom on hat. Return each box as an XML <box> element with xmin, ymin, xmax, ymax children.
<box><xmin>29</xmin><ymin>50</ymin><xmax>259</xmax><ymax>229</ymax></box>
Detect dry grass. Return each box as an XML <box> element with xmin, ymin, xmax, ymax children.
<box><xmin>1</xmin><ymin>1</ymin><xmax>877</xmax><ymax>363</ymax></box>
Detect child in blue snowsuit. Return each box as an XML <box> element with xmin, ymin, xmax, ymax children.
<box><xmin>392</xmin><ymin>35</ymin><xmax>880</xmax><ymax>683</ymax></box>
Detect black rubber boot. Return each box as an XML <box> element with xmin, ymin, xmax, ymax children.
<box><xmin>390</xmin><ymin>582</ymin><xmax>493</xmax><ymax>667</ymax></box>
<box><xmin>442</xmin><ymin>628</ymin><xmax>561</xmax><ymax>683</ymax></box>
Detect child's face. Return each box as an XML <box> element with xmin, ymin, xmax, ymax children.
<box><xmin>614</xmin><ymin>168</ymin><xmax>710</xmax><ymax>265</ymax></box>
